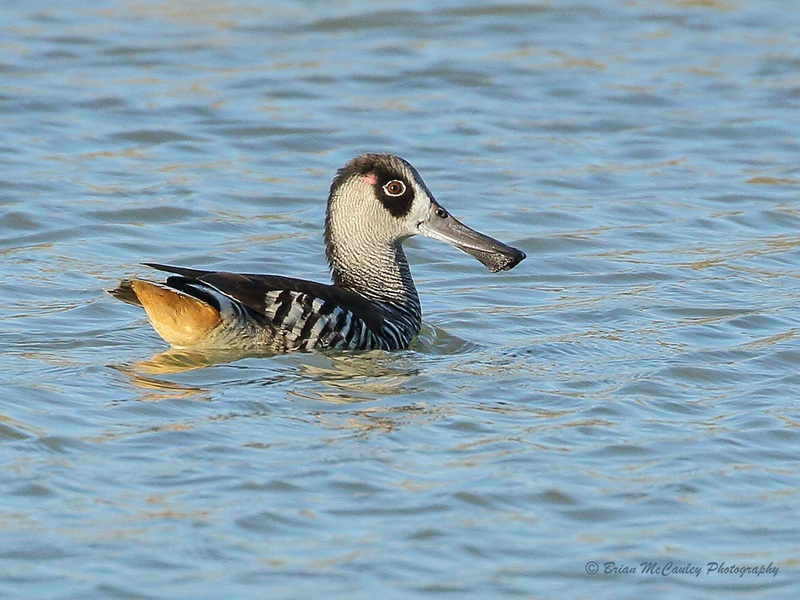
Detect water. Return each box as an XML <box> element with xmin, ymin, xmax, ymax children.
<box><xmin>1</xmin><ymin>0</ymin><xmax>799</xmax><ymax>597</ymax></box>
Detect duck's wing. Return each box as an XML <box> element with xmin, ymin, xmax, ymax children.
<box><xmin>137</xmin><ymin>263</ymin><xmax>387</xmax><ymax>350</ymax></box>
<box><xmin>144</xmin><ymin>263</ymin><xmax>385</xmax><ymax>331</ymax></box>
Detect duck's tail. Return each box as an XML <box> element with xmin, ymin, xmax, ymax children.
<box><xmin>109</xmin><ymin>279</ymin><xmax>222</xmax><ymax>347</ymax></box>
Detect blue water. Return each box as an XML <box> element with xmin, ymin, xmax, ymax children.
<box><xmin>1</xmin><ymin>1</ymin><xmax>799</xmax><ymax>598</ymax></box>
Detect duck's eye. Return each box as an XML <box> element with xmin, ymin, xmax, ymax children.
<box><xmin>383</xmin><ymin>180</ymin><xmax>406</xmax><ymax>196</ymax></box>
<box><xmin>435</xmin><ymin>207</ymin><xmax>448</xmax><ymax>219</ymax></box>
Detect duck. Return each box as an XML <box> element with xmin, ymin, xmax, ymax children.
<box><xmin>110</xmin><ymin>153</ymin><xmax>525</xmax><ymax>352</ymax></box>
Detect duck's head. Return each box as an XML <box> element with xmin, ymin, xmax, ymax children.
<box><xmin>325</xmin><ymin>153</ymin><xmax>526</xmax><ymax>274</ymax></box>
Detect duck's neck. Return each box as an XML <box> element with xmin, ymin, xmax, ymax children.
<box><xmin>324</xmin><ymin>196</ymin><xmax>421</xmax><ymax>340</ymax></box>
<box><xmin>327</xmin><ymin>239</ymin><xmax>420</xmax><ymax>313</ymax></box>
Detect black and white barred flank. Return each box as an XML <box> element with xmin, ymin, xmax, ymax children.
<box><xmin>257</xmin><ymin>289</ymin><xmax>419</xmax><ymax>351</ymax></box>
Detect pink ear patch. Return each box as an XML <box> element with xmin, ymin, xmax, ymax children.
<box><xmin>363</xmin><ymin>172</ymin><xmax>378</xmax><ymax>185</ymax></box>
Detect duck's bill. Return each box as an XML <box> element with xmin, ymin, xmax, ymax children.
<box><xmin>419</xmin><ymin>206</ymin><xmax>526</xmax><ymax>272</ymax></box>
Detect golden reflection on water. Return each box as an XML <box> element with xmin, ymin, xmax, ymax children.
<box><xmin>110</xmin><ymin>343</ymin><xmax>441</xmax><ymax>439</ymax></box>
<box><xmin>112</xmin><ymin>364</ymin><xmax>212</xmax><ymax>403</ymax></box>
<box><xmin>107</xmin><ymin>320</ymin><xmax>479</xmax><ymax>441</ymax></box>
<box><xmin>130</xmin><ymin>347</ymin><xmax>254</xmax><ymax>374</ymax></box>
<box><xmin>115</xmin><ymin>345</ymin><xmax>423</xmax><ymax>402</ymax></box>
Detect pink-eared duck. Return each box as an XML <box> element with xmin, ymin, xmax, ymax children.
<box><xmin>110</xmin><ymin>154</ymin><xmax>525</xmax><ymax>352</ymax></box>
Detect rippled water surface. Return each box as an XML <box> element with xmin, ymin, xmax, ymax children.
<box><xmin>2</xmin><ymin>1</ymin><xmax>800</xmax><ymax>598</ymax></box>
